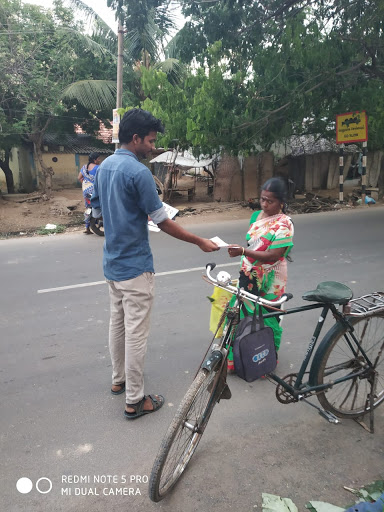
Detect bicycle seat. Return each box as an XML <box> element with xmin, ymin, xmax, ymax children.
<box><xmin>302</xmin><ymin>281</ymin><xmax>353</xmax><ymax>304</ymax></box>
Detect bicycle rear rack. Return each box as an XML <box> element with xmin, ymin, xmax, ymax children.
<box><xmin>347</xmin><ymin>292</ymin><xmax>384</xmax><ymax>317</ymax></box>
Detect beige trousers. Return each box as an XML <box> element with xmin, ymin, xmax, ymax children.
<box><xmin>107</xmin><ymin>272</ymin><xmax>155</xmax><ymax>404</ymax></box>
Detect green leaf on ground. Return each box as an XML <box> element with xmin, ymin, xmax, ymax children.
<box><xmin>306</xmin><ymin>501</ymin><xmax>345</xmax><ymax>512</ymax></box>
<box><xmin>346</xmin><ymin>481</ymin><xmax>384</xmax><ymax>503</ymax></box>
<box><xmin>36</xmin><ymin>224</ymin><xmax>66</xmax><ymax>235</ymax></box>
<box><xmin>262</xmin><ymin>493</ymin><xmax>298</xmax><ymax>512</ymax></box>
<box><xmin>261</xmin><ymin>481</ymin><xmax>384</xmax><ymax>512</ymax></box>
<box><xmin>361</xmin><ymin>481</ymin><xmax>384</xmax><ymax>502</ymax></box>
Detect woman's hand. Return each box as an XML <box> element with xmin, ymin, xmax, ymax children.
<box><xmin>227</xmin><ymin>244</ymin><xmax>244</xmax><ymax>258</ymax></box>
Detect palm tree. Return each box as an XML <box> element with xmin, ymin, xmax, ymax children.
<box><xmin>62</xmin><ymin>0</ymin><xmax>185</xmax><ymax>111</ymax></box>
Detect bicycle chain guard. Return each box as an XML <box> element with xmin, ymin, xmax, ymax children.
<box><xmin>275</xmin><ymin>373</ymin><xmax>299</xmax><ymax>404</ymax></box>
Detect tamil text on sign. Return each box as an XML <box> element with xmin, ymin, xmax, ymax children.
<box><xmin>336</xmin><ymin>111</ymin><xmax>368</xmax><ymax>144</ymax></box>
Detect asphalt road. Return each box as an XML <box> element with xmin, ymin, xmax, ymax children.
<box><xmin>1</xmin><ymin>206</ymin><xmax>383</xmax><ymax>512</ymax></box>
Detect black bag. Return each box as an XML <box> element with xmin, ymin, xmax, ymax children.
<box><xmin>233</xmin><ymin>305</ymin><xmax>277</xmax><ymax>382</ymax></box>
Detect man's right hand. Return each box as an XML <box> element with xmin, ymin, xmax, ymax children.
<box><xmin>158</xmin><ymin>219</ymin><xmax>219</xmax><ymax>252</ymax></box>
<box><xmin>198</xmin><ymin>238</ymin><xmax>220</xmax><ymax>252</ymax></box>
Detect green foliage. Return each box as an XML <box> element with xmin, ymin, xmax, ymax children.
<box><xmin>2</xmin><ymin>0</ymin><xmax>384</xmax><ymax>174</ymax></box>
<box><xmin>346</xmin><ymin>480</ymin><xmax>384</xmax><ymax>503</ymax></box>
<box><xmin>107</xmin><ymin>0</ymin><xmax>176</xmax><ymax>65</ymax></box>
<box><xmin>141</xmin><ymin>68</ymin><xmax>189</xmax><ymax>148</ymax></box>
<box><xmin>130</xmin><ymin>43</ymin><xmax>258</xmax><ymax>155</ymax></box>
<box><xmin>62</xmin><ymin>80</ymin><xmax>117</xmax><ymax>111</ymax></box>
<box><xmin>260</xmin><ymin>481</ymin><xmax>384</xmax><ymax>511</ymax></box>
<box><xmin>0</xmin><ymin>0</ymin><xmax>118</xmax><ymax>147</ymax></box>
<box><xmin>36</xmin><ymin>224</ymin><xmax>66</xmax><ymax>235</ymax></box>
<box><xmin>174</xmin><ymin>0</ymin><xmax>384</xmax><ymax>152</ymax></box>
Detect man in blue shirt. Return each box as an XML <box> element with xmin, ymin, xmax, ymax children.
<box><xmin>91</xmin><ymin>109</ymin><xmax>218</xmax><ymax>420</ymax></box>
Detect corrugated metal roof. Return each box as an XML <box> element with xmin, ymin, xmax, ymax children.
<box><xmin>42</xmin><ymin>133</ymin><xmax>113</xmax><ymax>154</ymax></box>
<box><xmin>289</xmin><ymin>135</ymin><xmax>359</xmax><ymax>156</ymax></box>
<box><xmin>150</xmin><ymin>150</ymin><xmax>215</xmax><ymax>168</ymax></box>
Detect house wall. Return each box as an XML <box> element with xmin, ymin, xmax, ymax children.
<box><xmin>39</xmin><ymin>153</ymin><xmax>107</xmax><ymax>189</ymax></box>
<box><xmin>1</xmin><ymin>147</ymin><xmax>110</xmax><ymax>193</ymax></box>
<box><xmin>0</xmin><ymin>147</ymin><xmax>38</xmax><ymax>193</ymax></box>
<box><xmin>0</xmin><ymin>147</ymin><xmax>19</xmax><ymax>192</ymax></box>
<box><xmin>19</xmin><ymin>147</ymin><xmax>37</xmax><ymax>192</ymax></box>
<box><xmin>40</xmin><ymin>153</ymin><xmax>79</xmax><ymax>188</ymax></box>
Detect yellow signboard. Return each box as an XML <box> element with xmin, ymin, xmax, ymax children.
<box><xmin>336</xmin><ymin>111</ymin><xmax>367</xmax><ymax>144</ymax></box>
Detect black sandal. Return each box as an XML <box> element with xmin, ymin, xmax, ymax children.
<box><xmin>111</xmin><ymin>382</ymin><xmax>125</xmax><ymax>395</ymax></box>
<box><xmin>124</xmin><ymin>394</ymin><xmax>165</xmax><ymax>420</ymax></box>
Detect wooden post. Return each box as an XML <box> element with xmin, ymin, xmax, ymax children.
<box><xmin>339</xmin><ymin>143</ymin><xmax>344</xmax><ymax>202</ymax></box>
<box><xmin>362</xmin><ymin>141</ymin><xmax>367</xmax><ymax>205</ymax></box>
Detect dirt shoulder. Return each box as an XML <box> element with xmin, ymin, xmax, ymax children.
<box><xmin>0</xmin><ymin>186</ymin><xmax>253</xmax><ymax>238</ymax></box>
<box><xmin>0</xmin><ymin>184</ymin><xmax>382</xmax><ymax>238</ymax></box>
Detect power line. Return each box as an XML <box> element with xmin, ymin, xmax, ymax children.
<box><xmin>0</xmin><ymin>27</ymin><xmax>117</xmax><ymax>36</ymax></box>
<box><xmin>0</xmin><ymin>29</ymin><xmax>57</xmax><ymax>34</ymax></box>
<box><xmin>0</xmin><ymin>130</ymin><xmax>112</xmax><ymax>137</ymax></box>
<box><xmin>0</xmin><ymin>110</ymin><xmax>112</xmax><ymax>121</ymax></box>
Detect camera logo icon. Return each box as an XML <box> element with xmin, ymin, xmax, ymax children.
<box><xmin>16</xmin><ymin>477</ymin><xmax>53</xmax><ymax>494</ymax></box>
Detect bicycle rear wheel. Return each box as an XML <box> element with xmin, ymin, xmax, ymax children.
<box><xmin>313</xmin><ymin>313</ymin><xmax>384</xmax><ymax>418</ymax></box>
<box><xmin>149</xmin><ymin>366</ymin><xmax>225</xmax><ymax>502</ymax></box>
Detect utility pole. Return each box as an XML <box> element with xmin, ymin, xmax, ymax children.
<box><xmin>115</xmin><ymin>19</ymin><xmax>124</xmax><ymax>149</ymax></box>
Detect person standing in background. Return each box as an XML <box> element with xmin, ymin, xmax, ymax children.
<box><xmin>78</xmin><ymin>152</ymin><xmax>101</xmax><ymax>234</ymax></box>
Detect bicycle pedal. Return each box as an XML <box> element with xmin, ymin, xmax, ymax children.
<box><xmin>318</xmin><ymin>409</ymin><xmax>340</xmax><ymax>424</ymax></box>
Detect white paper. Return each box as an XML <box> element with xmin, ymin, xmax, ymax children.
<box><xmin>210</xmin><ymin>236</ymin><xmax>229</xmax><ymax>247</ymax></box>
<box><xmin>148</xmin><ymin>202</ymin><xmax>179</xmax><ymax>232</ymax></box>
<box><xmin>148</xmin><ymin>221</ymin><xmax>161</xmax><ymax>232</ymax></box>
<box><xmin>209</xmin><ymin>236</ymin><xmax>242</xmax><ymax>249</ymax></box>
<box><xmin>162</xmin><ymin>202</ymin><xmax>179</xmax><ymax>220</ymax></box>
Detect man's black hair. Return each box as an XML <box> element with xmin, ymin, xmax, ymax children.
<box><xmin>119</xmin><ymin>108</ymin><xmax>165</xmax><ymax>144</ymax></box>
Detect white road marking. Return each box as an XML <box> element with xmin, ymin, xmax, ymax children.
<box><xmin>37</xmin><ymin>261</ymin><xmax>239</xmax><ymax>294</ymax></box>
<box><xmin>38</xmin><ymin>280</ymin><xmax>106</xmax><ymax>293</ymax></box>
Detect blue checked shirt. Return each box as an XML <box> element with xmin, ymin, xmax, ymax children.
<box><xmin>91</xmin><ymin>149</ymin><xmax>168</xmax><ymax>281</ymax></box>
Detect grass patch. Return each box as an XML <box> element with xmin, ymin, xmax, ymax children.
<box><xmin>36</xmin><ymin>224</ymin><xmax>67</xmax><ymax>235</ymax></box>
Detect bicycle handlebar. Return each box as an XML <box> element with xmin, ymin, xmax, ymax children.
<box><xmin>205</xmin><ymin>263</ymin><xmax>293</xmax><ymax>306</ymax></box>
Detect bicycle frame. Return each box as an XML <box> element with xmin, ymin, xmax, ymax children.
<box><xmin>215</xmin><ymin>295</ymin><xmax>375</xmax><ymax>401</ymax></box>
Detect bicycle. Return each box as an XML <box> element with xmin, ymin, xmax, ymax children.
<box><xmin>149</xmin><ymin>263</ymin><xmax>384</xmax><ymax>502</ymax></box>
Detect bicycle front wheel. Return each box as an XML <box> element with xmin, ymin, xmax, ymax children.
<box><xmin>149</xmin><ymin>367</ymin><xmax>224</xmax><ymax>502</ymax></box>
<box><xmin>312</xmin><ymin>313</ymin><xmax>384</xmax><ymax>418</ymax></box>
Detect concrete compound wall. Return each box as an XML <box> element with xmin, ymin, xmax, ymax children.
<box><xmin>1</xmin><ymin>150</ymin><xmax>108</xmax><ymax>193</ymax></box>
<box><xmin>2</xmin><ymin>147</ymin><xmax>383</xmax><ymax>199</ymax></box>
<box><xmin>214</xmin><ymin>152</ymin><xmax>274</xmax><ymax>202</ymax></box>
<box><xmin>214</xmin><ymin>150</ymin><xmax>384</xmax><ymax>201</ymax></box>
<box><xmin>0</xmin><ymin>147</ymin><xmax>37</xmax><ymax>193</ymax></box>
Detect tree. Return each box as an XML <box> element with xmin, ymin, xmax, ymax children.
<box><xmin>64</xmin><ymin>1</ymin><xmax>184</xmax><ymax>111</ymax></box>
<box><xmin>176</xmin><ymin>0</ymin><xmax>384</xmax><ymax>151</ymax></box>
<box><xmin>108</xmin><ymin>0</ymin><xmax>176</xmax><ymax>65</ymax></box>
<box><xmin>0</xmin><ymin>0</ymin><xmax>120</xmax><ymax>196</ymax></box>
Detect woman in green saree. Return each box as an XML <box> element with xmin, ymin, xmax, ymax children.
<box><xmin>227</xmin><ymin>177</ymin><xmax>294</xmax><ymax>370</ymax></box>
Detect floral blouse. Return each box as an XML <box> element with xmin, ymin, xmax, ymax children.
<box><xmin>239</xmin><ymin>211</ymin><xmax>294</xmax><ymax>299</ymax></box>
